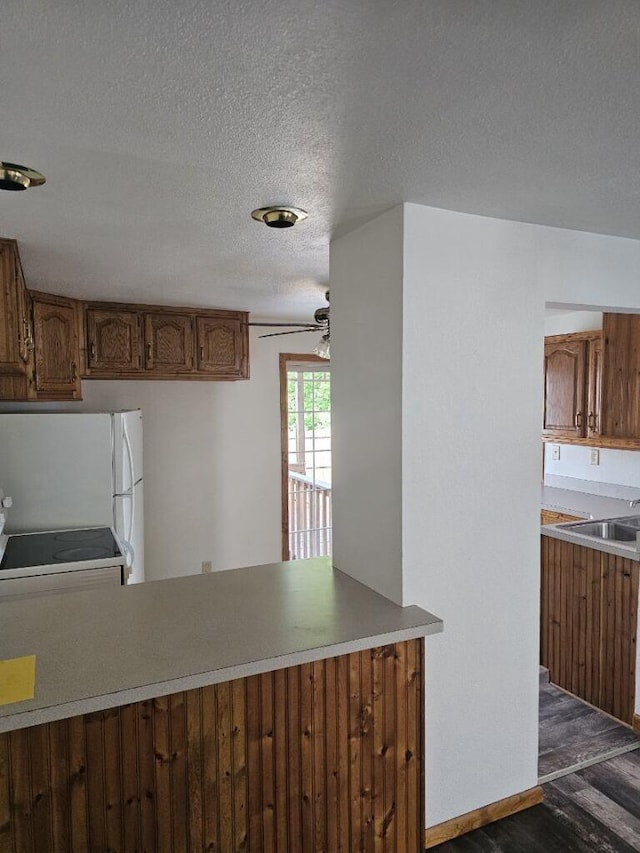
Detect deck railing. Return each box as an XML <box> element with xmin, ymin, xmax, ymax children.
<box><xmin>288</xmin><ymin>471</ymin><xmax>332</xmax><ymax>559</ymax></box>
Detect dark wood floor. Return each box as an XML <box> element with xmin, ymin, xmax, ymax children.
<box><xmin>430</xmin><ymin>750</ymin><xmax>640</xmax><ymax>852</ymax></box>
<box><xmin>539</xmin><ymin>682</ymin><xmax>640</xmax><ymax>780</ymax></box>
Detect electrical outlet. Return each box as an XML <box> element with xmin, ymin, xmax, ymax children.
<box><xmin>552</xmin><ymin>445</ymin><xmax>560</xmax><ymax>461</ymax></box>
<box><xmin>590</xmin><ymin>449</ymin><xmax>600</xmax><ymax>466</ymax></box>
<box><xmin>201</xmin><ymin>560</ymin><xmax>212</xmax><ymax>573</ymax></box>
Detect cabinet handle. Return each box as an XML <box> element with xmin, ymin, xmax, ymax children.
<box><xmin>146</xmin><ymin>342</ymin><xmax>152</xmax><ymax>362</ymax></box>
<box><xmin>90</xmin><ymin>341</ymin><xmax>96</xmax><ymax>360</ymax></box>
<box><xmin>588</xmin><ymin>411</ymin><xmax>595</xmax><ymax>430</ymax></box>
<box><xmin>70</xmin><ymin>361</ymin><xmax>77</xmax><ymax>382</ymax></box>
<box><xmin>200</xmin><ymin>345</ymin><xmax>205</xmax><ymax>363</ymax></box>
<box><xmin>575</xmin><ymin>411</ymin><xmax>583</xmax><ymax>429</ymax></box>
<box><xmin>22</xmin><ymin>317</ymin><xmax>34</xmax><ymax>352</ymax></box>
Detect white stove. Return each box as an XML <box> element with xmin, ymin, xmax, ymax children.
<box><xmin>0</xmin><ymin>526</ymin><xmax>128</xmax><ymax>601</ymax></box>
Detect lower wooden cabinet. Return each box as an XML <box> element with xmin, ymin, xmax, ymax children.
<box><xmin>0</xmin><ymin>640</ymin><xmax>424</xmax><ymax>852</ymax></box>
<box><xmin>540</xmin><ymin>536</ymin><xmax>638</xmax><ymax>724</ymax></box>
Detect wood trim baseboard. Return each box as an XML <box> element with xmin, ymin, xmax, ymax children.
<box><xmin>424</xmin><ymin>786</ymin><xmax>544</xmax><ymax>848</ymax></box>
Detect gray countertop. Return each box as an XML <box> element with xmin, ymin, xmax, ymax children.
<box><xmin>542</xmin><ymin>486</ymin><xmax>640</xmax><ymax>560</ymax></box>
<box><xmin>542</xmin><ymin>485</ymin><xmax>637</xmax><ymax>520</ymax></box>
<box><xmin>0</xmin><ymin>557</ymin><xmax>442</xmax><ymax>732</ymax></box>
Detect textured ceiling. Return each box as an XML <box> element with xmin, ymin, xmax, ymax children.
<box><xmin>1</xmin><ymin>0</ymin><xmax>640</xmax><ymax>321</ymax></box>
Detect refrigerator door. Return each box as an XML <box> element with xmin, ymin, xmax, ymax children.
<box><xmin>113</xmin><ymin>410</ymin><xmax>143</xmax><ymax>495</ymax></box>
<box><xmin>113</xmin><ymin>480</ymin><xmax>144</xmax><ymax>583</ymax></box>
<box><xmin>0</xmin><ymin>413</ymin><xmax>113</xmax><ymax>532</ymax></box>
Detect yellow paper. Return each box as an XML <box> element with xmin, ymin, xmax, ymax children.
<box><xmin>0</xmin><ymin>655</ymin><xmax>36</xmax><ymax>705</ymax></box>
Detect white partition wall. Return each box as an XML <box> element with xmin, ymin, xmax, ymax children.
<box><xmin>330</xmin><ymin>202</ymin><xmax>640</xmax><ymax>828</ymax></box>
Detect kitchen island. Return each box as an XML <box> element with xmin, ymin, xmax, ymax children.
<box><xmin>0</xmin><ymin>557</ymin><xmax>442</xmax><ymax>851</ymax></box>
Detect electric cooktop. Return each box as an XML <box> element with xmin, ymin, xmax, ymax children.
<box><xmin>0</xmin><ymin>528</ymin><xmax>123</xmax><ymax>571</ymax></box>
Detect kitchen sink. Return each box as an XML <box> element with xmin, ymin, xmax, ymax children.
<box><xmin>562</xmin><ymin>515</ymin><xmax>640</xmax><ymax>543</ymax></box>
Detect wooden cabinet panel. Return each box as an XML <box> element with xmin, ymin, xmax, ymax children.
<box><xmin>0</xmin><ymin>640</ymin><xmax>424</xmax><ymax>852</ymax></box>
<box><xmin>144</xmin><ymin>312</ymin><xmax>194</xmax><ymax>372</ymax></box>
<box><xmin>86</xmin><ymin>308</ymin><xmax>142</xmax><ymax>373</ymax></box>
<box><xmin>540</xmin><ymin>510</ymin><xmax>581</xmax><ymax>526</ymax></box>
<box><xmin>197</xmin><ymin>314</ymin><xmax>248</xmax><ymax>378</ymax></box>
<box><xmin>31</xmin><ymin>292</ymin><xmax>81</xmax><ymax>398</ymax></box>
<box><xmin>543</xmin><ymin>340</ymin><xmax>587</xmax><ymax>437</ymax></box>
<box><xmin>0</xmin><ymin>238</ymin><xmax>30</xmax><ymax>375</ymax></box>
<box><xmin>540</xmin><ymin>536</ymin><xmax>638</xmax><ymax>724</ymax></box>
<box><xmin>601</xmin><ymin>313</ymin><xmax>640</xmax><ymax>438</ymax></box>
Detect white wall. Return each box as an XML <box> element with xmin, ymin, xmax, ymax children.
<box><xmin>545</xmin><ymin>443</ymin><xmax>640</xmax><ymax>492</ymax></box>
<box><xmin>330</xmin><ymin>202</ymin><xmax>640</xmax><ymax>828</ymax></box>
<box><xmin>544</xmin><ymin>310</ymin><xmax>603</xmax><ymax>336</ymax></box>
<box><xmin>331</xmin><ymin>205</ymin><xmax>404</xmax><ymax>605</ymax></box>
<box><xmin>0</xmin><ymin>329</ymin><xmax>320</xmax><ymax>581</ymax></box>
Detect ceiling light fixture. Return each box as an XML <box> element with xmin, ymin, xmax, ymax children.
<box><xmin>313</xmin><ymin>333</ymin><xmax>330</xmax><ymax>359</ymax></box>
<box><xmin>251</xmin><ymin>206</ymin><xmax>308</xmax><ymax>229</ymax></box>
<box><xmin>0</xmin><ymin>162</ymin><xmax>46</xmax><ymax>191</ymax></box>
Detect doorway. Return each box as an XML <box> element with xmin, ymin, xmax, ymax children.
<box><xmin>279</xmin><ymin>354</ymin><xmax>331</xmax><ymax>561</ymax></box>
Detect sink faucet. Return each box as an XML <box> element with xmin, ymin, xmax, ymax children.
<box><xmin>630</xmin><ymin>498</ymin><xmax>640</xmax><ymax>508</ymax></box>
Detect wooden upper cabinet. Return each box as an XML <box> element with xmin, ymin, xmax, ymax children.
<box><xmin>145</xmin><ymin>312</ymin><xmax>194</xmax><ymax>373</ymax></box>
<box><xmin>601</xmin><ymin>313</ymin><xmax>640</xmax><ymax>438</ymax></box>
<box><xmin>86</xmin><ymin>308</ymin><xmax>142</xmax><ymax>373</ymax></box>
<box><xmin>543</xmin><ymin>331</ymin><xmax>602</xmax><ymax>440</ymax></box>
<box><xmin>82</xmin><ymin>301</ymin><xmax>249</xmax><ymax>380</ymax></box>
<box><xmin>543</xmin><ymin>339</ymin><xmax>587</xmax><ymax>437</ymax></box>
<box><xmin>31</xmin><ymin>292</ymin><xmax>81</xmax><ymax>399</ymax></box>
<box><xmin>196</xmin><ymin>314</ymin><xmax>248</xmax><ymax>378</ymax></box>
<box><xmin>0</xmin><ymin>238</ymin><xmax>30</xmax><ymax>375</ymax></box>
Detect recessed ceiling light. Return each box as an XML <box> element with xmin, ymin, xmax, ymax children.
<box><xmin>0</xmin><ymin>162</ymin><xmax>46</xmax><ymax>191</ymax></box>
<box><xmin>251</xmin><ymin>206</ymin><xmax>308</xmax><ymax>229</ymax></box>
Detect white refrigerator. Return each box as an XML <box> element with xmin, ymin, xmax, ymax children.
<box><xmin>0</xmin><ymin>410</ymin><xmax>144</xmax><ymax>583</ymax></box>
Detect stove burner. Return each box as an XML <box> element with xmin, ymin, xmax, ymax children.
<box><xmin>54</xmin><ymin>530</ymin><xmax>106</xmax><ymax>543</ymax></box>
<box><xmin>53</xmin><ymin>546</ymin><xmax>111</xmax><ymax>562</ymax></box>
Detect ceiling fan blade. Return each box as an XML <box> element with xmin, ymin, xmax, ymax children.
<box><xmin>249</xmin><ymin>322</ymin><xmax>321</xmax><ymax>328</ymax></box>
<box><xmin>258</xmin><ymin>328</ymin><xmax>321</xmax><ymax>339</ymax></box>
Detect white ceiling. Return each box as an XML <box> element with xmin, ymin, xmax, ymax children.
<box><xmin>2</xmin><ymin>1</ymin><xmax>640</xmax><ymax>321</ymax></box>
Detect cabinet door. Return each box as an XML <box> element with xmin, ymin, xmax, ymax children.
<box><xmin>543</xmin><ymin>340</ymin><xmax>587</xmax><ymax>437</ymax></box>
<box><xmin>144</xmin><ymin>313</ymin><xmax>194</xmax><ymax>373</ymax></box>
<box><xmin>86</xmin><ymin>308</ymin><xmax>142</xmax><ymax>373</ymax></box>
<box><xmin>540</xmin><ymin>537</ymin><xmax>602</xmax><ymax>708</ymax></box>
<box><xmin>0</xmin><ymin>239</ymin><xmax>30</xmax><ymax>375</ymax></box>
<box><xmin>601</xmin><ymin>313</ymin><xmax>640</xmax><ymax>438</ymax></box>
<box><xmin>599</xmin><ymin>554</ymin><xmax>639</xmax><ymax>724</ymax></box>
<box><xmin>196</xmin><ymin>315</ymin><xmax>248</xmax><ymax>378</ymax></box>
<box><xmin>32</xmin><ymin>293</ymin><xmax>82</xmax><ymax>398</ymax></box>
<box><xmin>586</xmin><ymin>336</ymin><xmax>602</xmax><ymax>438</ymax></box>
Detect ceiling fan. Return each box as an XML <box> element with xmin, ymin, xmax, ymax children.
<box><xmin>249</xmin><ymin>291</ymin><xmax>331</xmax><ymax>357</ymax></box>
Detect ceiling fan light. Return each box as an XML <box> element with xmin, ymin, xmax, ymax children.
<box><xmin>314</xmin><ymin>333</ymin><xmax>330</xmax><ymax>359</ymax></box>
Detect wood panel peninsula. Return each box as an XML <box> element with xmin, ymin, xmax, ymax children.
<box><xmin>0</xmin><ymin>557</ymin><xmax>442</xmax><ymax>852</ymax></box>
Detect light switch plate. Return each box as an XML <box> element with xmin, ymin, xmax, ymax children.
<box><xmin>590</xmin><ymin>448</ymin><xmax>600</xmax><ymax>466</ymax></box>
<box><xmin>552</xmin><ymin>445</ymin><xmax>560</xmax><ymax>461</ymax></box>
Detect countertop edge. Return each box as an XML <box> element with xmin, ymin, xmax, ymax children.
<box><xmin>0</xmin><ymin>617</ymin><xmax>443</xmax><ymax>733</ymax></box>
<box><xmin>541</xmin><ymin>524</ymin><xmax>640</xmax><ymax>562</ymax></box>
